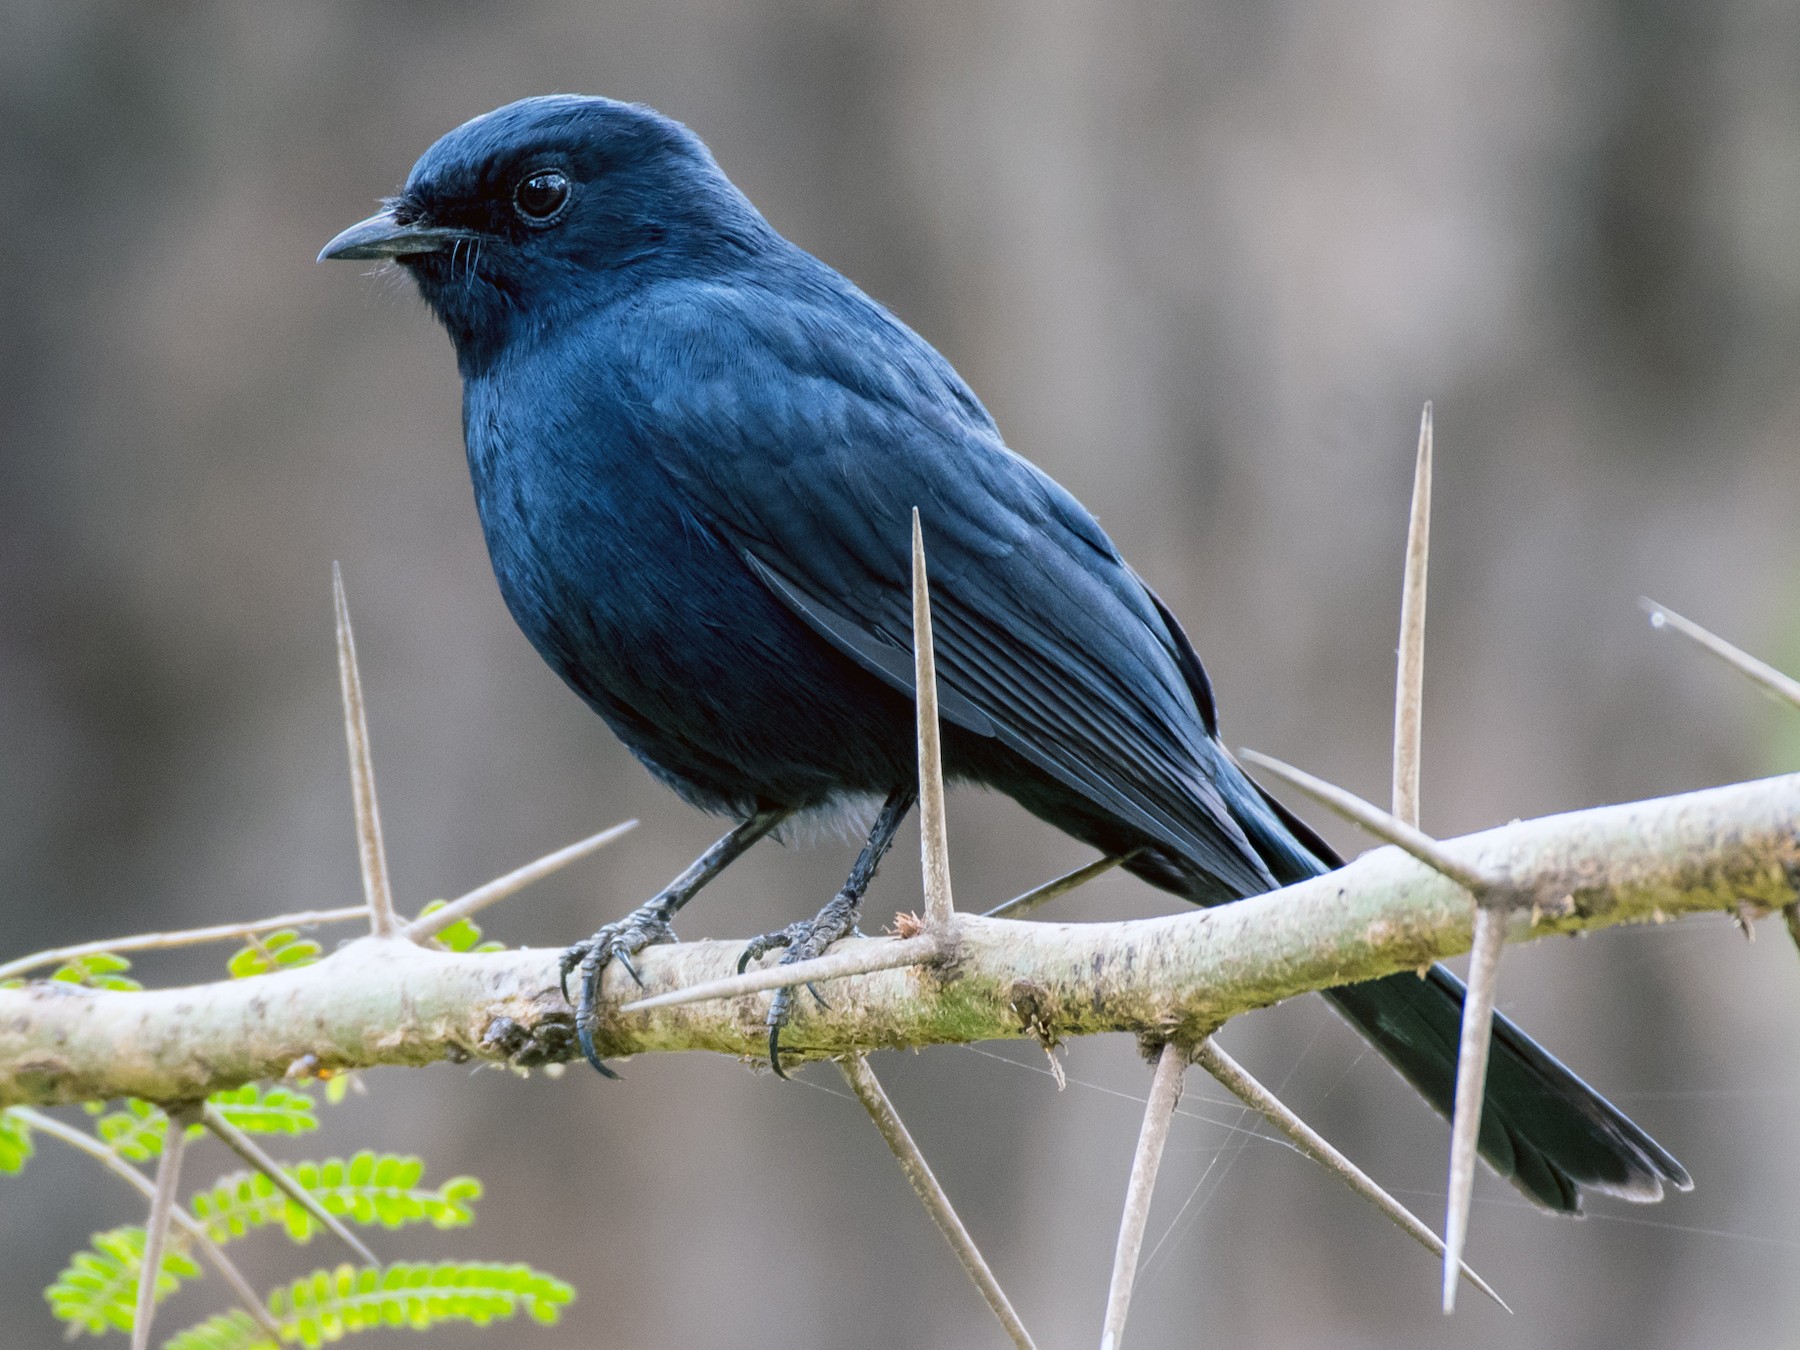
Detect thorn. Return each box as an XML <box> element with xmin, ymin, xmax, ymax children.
<box><xmin>0</xmin><ymin>905</ymin><xmax>371</xmax><ymax>983</ymax></box>
<box><xmin>333</xmin><ymin>564</ymin><xmax>400</xmax><ymax>939</ymax></box>
<box><xmin>1189</xmin><ymin>1040</ymin><xmax>1508</xmax><ymax>1312</ymax></box>
<box><xmin>1640</xmin><ymin>598</ymin><xmax>1800</xmax><ymax>713</ymax></box>
<box><xmin>132</xmin><ymin>1104</ymin><xmax>196</xmax><ymax>1350</ymax></box>
<box><xmin>839</xmin><ymin>1053</ymin><xmax>1036</xmax><ymax>1349</ymax></box>
<box><xmin>1393</xmin><ymin>400</ymin><xmax>1432</xmax><ymax>827</ymax></box>
<box><xmin>1238</xmin><ymin>750</ymin><xmax>1490</xmax><ymax>895</ymax></box>
<box><xmin>1101</xmin><ymin>1042</ymin><xmax>1187</xmax><ymax>1350</ymax></box>
<box><xmin>616</xmin><ymin>934</ymin><xmax>940</xmax><ymax>1014</ymax></box>
<box><xmin>1443</xmin><ymin>906</ymin><xmax>1507</xmax><ymax>1313</ymax></box>
<box><xmin>202</xmin><ymin>1102</ymin><xmax>378</xmax><ymax>1266</ymax></box>
<box><xmin>983</xmin><ymin>853</ymin><xmax>1128</xmax><ymax>919</ymax></box>
<box><xmin>404</xmin><ymin>820</ymin><xmax>638</xmax><ymax>942</ymax></box>
<box><xmin>912</xmin><ymin>510</ymin><xmax>955</xmax><ymax>930</ymax></box>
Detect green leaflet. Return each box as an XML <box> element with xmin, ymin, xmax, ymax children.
<box><xmin>0</xmin><ymin>1107</ymin><xmax>33</xmax><ymax>1174</ymax></box>
<box><xmin>47</xmin><ymin>1225</ymin><xmax>200</xmax><ymax>1336</ymax></box>
<box><xmin>51</xmin><ymin>951</ymin><xmax>142</xmax><ymax>992</ymax></box>
<box><xmin>413</xmin><ymin>901</ymin><xmax>506</xmax><ymax>954</ymax></box>
<box><xmin>228</xmin><ymin>930</ymin><xmax>322</xmax><ymax>979</ymax></box>
<box><xmin>164</xmin><ymin>1261</ymin><xmax>574</xmax><ymax>1350</ymax></box>
<box><xmin>95</xmin><ymin>1086</ymin><xmax>317</xmax><ymax>1161</ymax></box>
<box><xmin>190</xmin><ymin>1151</ymin><xmax>480</xmax><ymax>1243</ymax></box>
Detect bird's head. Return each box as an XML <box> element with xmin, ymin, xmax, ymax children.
<box><xmin>320</xmin><ymin>96</ymin><xmax>770</xmax><ymax>372</ymax></box>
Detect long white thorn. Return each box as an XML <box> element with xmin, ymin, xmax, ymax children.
<box><xmin>1443</xmin><ymin>906</ymin><xmax>1506</xmax><ymax>1313</ymax></box>
<box><xmin>131</xmin><ymin>1106</ymin><xmax>194</xmax><ymax>1350</ymax></box>
<box><xmin>618</xmin><ymin>934</ymin><xmax>939</xmax><ymax>1014</ymax></box>
<box><xmin>984</xmin><ymin>853</ymin><xmax>1127</xmax><ymax>919</ymax></box>
<box><xmin>913</xmin><ymin>510</ymin><xmax>955</xmax><ymax>931</ymax></box>
<box><xmin>202</xmin><ymin>1102</ymin><xmax>377</xmax><ymax>1265</ymax></box>
<box><xmin>403</xmin><ymin>819</ymin><xmax>638</xmax><ymax>942</ymax></box>
<box><xmin>1100</xmin><ymin>1041</ymin><xmax>1187</xmax><ymax>1350</ymax></box>
<box><xmin>1238</xmin><ymin>750</ymin><xmax>1489</xmax><ymax>895</ymax></box>
<box><xmin>1641</xmin><ymin>598</ymin><xmax>1800</xmax><ymax>712</ymax></box>
<box><xmin>1190</xmin><ymin>1039</ymin><xmax>1508</xmax><ymax>1312</ymax></box>
<box><xmin>0</xmin><ymin>906</ymin><xmax>370</xmax><ymax>983</ymax></box>
<box><xmin>1393</xmin><ymin>401</ymin><xmax>1432</xmax><ymax>825</ymax></box>
<box><xmin>840</xmin><ymin>1053</ymin><xmax>1036</xmax><ymax>1349</ymax></box>
<box><xmin>334</xmin><ymin>564</ymin><xmax>400</xmax><ymax>938</ymax></box>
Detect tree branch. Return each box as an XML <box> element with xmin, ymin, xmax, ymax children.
<box><xmin>4</xmin><ymin>772</ymin><xmax>1795</xmax><ymax>1108</ymax></box>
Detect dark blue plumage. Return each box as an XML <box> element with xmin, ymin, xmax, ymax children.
<box><xmin>322</xmin><ymin>94</ymin><xmax>1687</xmax><ymax>1211</ymax></box>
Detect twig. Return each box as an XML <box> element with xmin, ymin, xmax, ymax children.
<box><xmin>618</xmin><ymin>934</ymin><xmax>939</xmax><ymax>1014</ymax></box>
<box><xmin>201</xmin><ymin>1101</ymin><xmax>377</xmax><ymax>1265</ymax></box>
<box><xmin>334</xmin><ymin>563</ymin><xmax>400</xmax><ymax>938</ymax></box>
<box><xmin>1100</xmin><ymin>1042</ymin><xmax>1187</xmax><ymax>1350</ymax></box>
<box><xmin>1393</xmin><ymin>401</ymin><xmax>1432</xmax><ymax>826</ymax></box>
<box><xmin>0</xmin><ymin>907</ymin><xmax>369</xmax><ymax>983</ymax></box>
<box><xmin>1442</xmin><ymin>907</ymin><xmax>1506</xmax><ymax>1313</ymax></box>
<box><xmin>983</xmin><ymin>854</ymin><xmax>1127</xmax><ymax>920</ymax></box>
<box><xmin>1189</xmin><ymin>1039</ymin><xmax>1506</xmax><ymax>1311</ymax></box>
<box><xmin>13</xmin><ymin>1108</ymin><xmax>284</xmax><ymax>1341</ymax></box>
<box><xmin>132</xmin><ymin>1104</ymin><xmax>195</xmax><ymax>1350</ymax></box>
<box><xmin>403</xmin><ymin>820</ymin><xmax>638</xmax><ymax>942</ymax></box>
<box><xmin>839</xmin><ymin>1053</ymin><xmax>1035</xmax><ymax>1349</ymax></box>
<box><xmin>7</xmin><ymin>772</ymin><xmax>1796</xmax><ymax>1104</ymax></box>
<box><xmin>1641</xmin><ymin>598</ymin><xmax>1800</xmax><ymax>712</ymax></box>
<box><xmin>913</xmin><ymin>510</ymin><xmax>955</xmax><ymax>930</ymax></box>
<box><xmin>1238</xmin><ymin>750</ymin><xmax>1490</xmax><ymax>894</ymax></box>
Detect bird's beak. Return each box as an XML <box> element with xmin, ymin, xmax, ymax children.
<box><xmin>317</xmin><ymin>208</ymin><xmax>471</xmax><ymax>262</ymax></box>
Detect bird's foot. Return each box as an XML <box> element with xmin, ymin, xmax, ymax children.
<box><xmin>559</xmin><ymin>905</ymin><xmax>678</xmax><ymax>1078</ymax></box>
<box><xmin>738</xmin><ymin>891</ymin><xmax>861</xmax><ymax>1079</ymax></box>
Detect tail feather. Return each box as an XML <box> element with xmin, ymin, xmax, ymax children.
<box><xmin>1324</xmin><ymin>968</ymin><xmax>1690</xmax><ymax>1213</ymax></box>
<box><xmin>1211</xmin><ymin>774</ymin><xmax>1689</xmax><ymax>1212</ymax></box>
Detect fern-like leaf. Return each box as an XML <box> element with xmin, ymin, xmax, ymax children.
<box><xmin>190</xmin><ymin>1151</ymin><xmax>480</xmax><ymax>1244</ymax></box>
<box><xmin>48</xmin><ymin>1225</ymin><xmax>200</xmax><ymax>1336</ymax></box>
<box><xmin>165</xmin><ymin>1261</ymin><xmax>573</xmax><ymax>1350</ymax></box>
<box><xmin>97</xmin><ymin>1086</ymin><xmax>318</xmax><ymax>1161</ymax></box>
<box><xmin>0</xmin><ymin>1107</ymin><xmax>33</xmax><ymax>1174</ymax></box>
<box><xmin>210</xmin><ymin>1084</ymin><xmax>319</xmax><ymax>1135</ymax></box>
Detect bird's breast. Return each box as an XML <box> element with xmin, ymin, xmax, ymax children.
<box><xmin>459</xmin><ymin>370</ymin><xmax>914</xmax><ymax>808</ymax></box>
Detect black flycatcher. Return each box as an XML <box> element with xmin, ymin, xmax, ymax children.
<box><xmin>321</xmin><ymin>95</ymin><xmax>1689</xmax><ymax>1214</ymax></box>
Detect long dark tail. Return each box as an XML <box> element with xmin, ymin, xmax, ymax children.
<box><xmin>1126</xmin><ymin>784</ymin><xmax>1692</xmax><ymax>1214</ymax></box>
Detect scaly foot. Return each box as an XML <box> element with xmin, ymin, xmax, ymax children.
<box><xmin>737</xmin><ymin>890</ymin><xmax>861</xmax><ymax>1079</ymax></box>
<box><xmin>560</xmin><ymin>906</ymin><xmax>679</xmax><ymax>1077</ymax></box>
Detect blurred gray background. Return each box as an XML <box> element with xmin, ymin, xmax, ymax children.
<box><xmin>4</xmin><ymin>2</ymin><xmax>1799</xmax><ymax>1347</ymax></box>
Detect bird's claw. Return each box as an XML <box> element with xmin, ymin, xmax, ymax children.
<box><xmin>559</xmin><ymin>908</ymin><xmax>678</xmax><ymax>1077</ymax></box>
<box><xmin>738</xmin><ymin>891</ymin><xmax>859</xmax><ymax>1077</ymax></box>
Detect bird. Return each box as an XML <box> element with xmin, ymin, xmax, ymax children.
<box><xmin>320</xmin><ymin>94</ymin><xmax>1689</xmax><ymax>1214</ymax></box>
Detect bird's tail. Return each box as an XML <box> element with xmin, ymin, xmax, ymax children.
<box><xmin>1128</xmin><ymin>783</ymin><xmax>1692</xmax><ymax>1213</ymax></box>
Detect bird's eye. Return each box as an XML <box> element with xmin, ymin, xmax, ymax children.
<box><xmin>514</xmin><ymin>170</ymin><xmax>572</xmax><ymax>224</ymax></box>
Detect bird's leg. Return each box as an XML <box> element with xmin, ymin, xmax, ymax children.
<box><xmin>563</xmin><ymin>806</ymin><xmax>790</xmax><ymax>1076</ymax></box>
<box><xmin>739</xmin><ymin>786</ymin><xmax>916</xmax><ymax>1078</ymax></box>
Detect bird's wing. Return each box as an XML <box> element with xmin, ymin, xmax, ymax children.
<box><xmin>608</xmin><ymin>276</ymin><xmax>1275</xmax><ymax>896</ymax></box>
